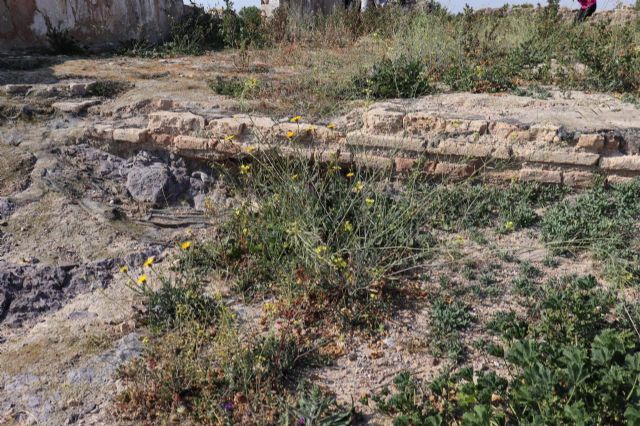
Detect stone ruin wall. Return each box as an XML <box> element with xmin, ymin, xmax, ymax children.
<box><xmin>79</xmin><ymin>100</ymin><xmax>640</xmax><ymax>189</ymax></box>
<box><xmin>0</xmin><ymin>0</ymin><xmax>185</xmax><ymax>53</ymax></box>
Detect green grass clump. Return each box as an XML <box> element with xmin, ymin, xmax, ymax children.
<box><xmin>422</xmin><ymin>181</ymin><xmax>567</xmax><ymax>231</ymax></box>
<box><xmin>199</xmin><ymin>152</ymin><xmax>435</xmax><ymax>328</ymax></box>
<box><xmin>374</xmin><ymin>275</ymin><xmax>640</xmax><ymax>425</ymax></box>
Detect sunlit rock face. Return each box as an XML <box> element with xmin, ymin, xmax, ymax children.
<box><xmin>0</xmin><ymin>0</ymin><xmax>185</xmax><ymax>53</ymax></box>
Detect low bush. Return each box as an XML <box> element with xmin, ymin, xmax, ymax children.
<box><xmin>353</xmin><ymin>55</ymin><xmax>434</xmax><ymax>99</ymax></box>
<box><xmin>197</xmin><ymin>152</ymin><xmax>436</xmax><ymax>328</ymax></box>
<box><xmin>542</xmin><ymin>179</ymin><xmax>640</xmax><ymax>285</ymax></box>
<box><xmin>374</xmin><ymin>275</ymin><xmax>640</xmax><ymax>425</ymax></box>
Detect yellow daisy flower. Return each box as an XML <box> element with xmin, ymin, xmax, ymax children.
<box><xmin>352</xmin><ymin>181</ymin><xmax>364</xmax><ymax>193</ymax></box>
<box><xmin>137</xmin><ymin>275</ymin><xmax>148</xmax><ymax>285</ymax></box>
<box><xmin>143</xmin><ymin>256</ymin><xmax>155</xmax><ymax>267</ymax></box>
<box><xmin>286</xmin><ymin>130</ymin><xmax>296</xmax><ymax>139</ymax></box>
<box><xmin>346</xmin><ymin>172</ymin><xmax>355</xmax><ymax>178</ymax></box>
<box><xmin>290</xmin><ymin>115</ymin><xmax>302</xmax><ymax>123</ymax></box>
<box><xmin>181</xmin><ymin>241</ymin><xmax>192</xmax><ymax>250</ymax></box>
<box><xmin>327</xmin><ymin>123</ymin><xmax>336</xmax><ymax>130</ymax></box>
<box><xmin>119</xmin><ymin>265</ymin><xmax>128</xmax><ymax>273</ymax></box>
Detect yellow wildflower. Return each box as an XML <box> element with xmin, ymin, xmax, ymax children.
<box><xmin>365</xmin><ymin>198</ymin><xmax>375</xmax><ymax>206</ymax></box>
<box><xmin>290</xmin><ymin>115</ymin><xmax>302</xmax><ymax>123</ymax></box>
<box><xmin>240</xmin><ymin>164</ymin><xmax>251</xmax><ymax>175</ymax></box>
<box><xmin>352</xmin><ymin>181</ymin><xmax>364</xmax><ymax>193</ymax></box>
<box><xmin>244</xmin><ymin>77</ymin><xmax>258</xmax><ymax>89</ymax></box>
<box><xmin>346</xmin><ymin>172</ymin><xmax>355</xmax><ymax>178</ymax></box>
<box><xmin>291</xmin><ymin>174</ymin><xmax>299</xmax><ymax>181</ymax></box>
<box><xmin>243</xmin><ymin>146</ymin><xmax>256</xmax><ymax>154</ymax></box>
<box><xmin>181</xmin><ymin>241</ymin><xmax>192</xmax><ymax>250</ymax></box>
<box><xmin>224</xmin><ymin>135</ymin><xmax>235</xmax><ymax>142</ymax></box>
<box><xmin>504</xmin><ymin>221</ymin><xmax>515</xmax><ymax>232</ymax></box>
<box><xmin>332</xmin><ymin>255</ymin><xmax>348</xmax><ymax>269</ymax></box>
<box><xmin>327</xmin><ymin>123</ymin><xmax>336</xmax><ymax>130</ymax></box>
<box><xmin>315</xmin><ymin>245</ymin><xmax>329</xmax><ymax>255</ymax></box>
<box><xmin>119</xmin><ymin>265</ymin><xmax>128</xmax><ymax>273</ymax></box>
<box><xmin>343</xmin><ymin>221</ymin><xmax>354</xmax><ymax>233</ymax></box>
<box><xmin>137</xmin><ymin>275</ymin><xmax>148</xmax><ymax>285</ymax></box>
<box><xmin>143</xmin><ymin>256</ymin><xmax>155</xmax><ymax>267</ymax></box>
<box><xmin>286</xmin><ymin>130</ymin><xmax>296</xmax><ymax>139</ymax></box>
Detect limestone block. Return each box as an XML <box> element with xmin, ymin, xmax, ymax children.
<box><xmin>518</xmin><ymin>168</ymin><xmax>562</xmax><ymax>184</ymax></box>
<box><xmin>113</xmin><ymin>128</ymin><xmax>149</xmax><ymax>144</ymax></box>
<box><xmin>363</xmin><ymin>108</ymin><xmax>405</xmax><ymax>135</ymax></box>
<box><xmin>148</xmin><ymin>111</ymin><xmax>206</xmax><ymax>135</ymax></box>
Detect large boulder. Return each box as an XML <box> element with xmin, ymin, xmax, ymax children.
<box><xmin>126</xmin><ymin>163</ymin><xmax>181</xmax><ymax>206</ymax></box>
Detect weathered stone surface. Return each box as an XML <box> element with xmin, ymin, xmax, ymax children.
<box><xmin>519</xmin><ymin>168</ymin><xmax>563</xmax><ymax>184</ymax></box>
<box><xmin>429</xmin><ymin>139</ymin><xmax>493</xmax><ymax>158</ymax></box>
<box><xmin>445</xmin><ymin>119</ymin><xmax>488</xmax><ymax>135</ymax></box>
<box><xmin>0</xmin><ymin>197</ymin><xmax>14</xmax><ymax>218</ymax></box>
<box><xmin>126</xmin><ymin>164</ymin><xmax>177</xmax><ymax>205</ymax></box>
<box><xmin>563</xmin><ymin>171</ymin><xmax>595</xmax><ymax>188</ymax></box>
<box><xmin>489</xmin><ymin>121</ymin><xmax>522</xmax><ymax>138</ymax></box>
<box><xmin>363</xmin><ymin>108</ymin><xmax>405</xmax><ymax>135</ymax></box>
<box><xmin>214</xmin><ymin>141</ymin><xmax>241</xmax><ymax>158</ymax></box>
<box><xmin>89</xmin><ymin>125</ymin><xmax>114</xmax><ymax>141</ymax></box>
<box><xmin>52</xmin><ymin>100</ymin><xmax>100</xmax><ymax>114</ymax></box>
<box><xmin>403</xmin><ymin>112</ymin><xmax>447</xmax><ymax>135</ymax></box>
<box><xmin>207</xmin><ymin>117</ymin><xmax>251</xmax><ymax>139</ymax></box>
<box><xmin>150</xmin><ymin>133</ymin><xmax>174</xmax><ymax>146</ymax></box>
<box><xmin>530</xmin><ymin>123</ymin><xmax>562</xmax><ymax>143</ymax></box>
<box><xmin>113</xmin><ymin>128</ymin><xmax>148</xmax><ymax>144</ymax></box>
<box><xmin>0</xmin><ymin>0</ymin><xmax>185</xmax><ymax>53</ymax></box>
<box><xmin>432</xmin><ymin>162</ymin><xmax>475</xmax><ymax>179</ymax></box>
<box><xmin>577</xmin><ymin>134</ymin><xmax>605</xmax><ymax>152</ymax></box>
<box><xmin>148</xmin><ymin>112</ymin><xmax>206</xmax><ymax>136</ymax></box>
<box><xmin>346</xmin><ymin>133</ymin><xmax>424</xmax><ymax>152</ymax></box>
<box><xmin>607</xmin><ymin>175</ymin><xmax>635</xmax><ymax>185</ymax></box>
<box><xmin>1</xmin><ymin>84</ymin><xmax>31</xmax><ymax>95</ymax></box>
<box><xmin>354</xmin><ymin>155</ymin><xmax>394</xmax><ymax>171</ymax></box>
<box><xmin>69</xmin><ymin>83</ymin><xmax>88</xmax><ymax>97</ymax></box>
<box><xmin>513</xmin><ymin>147</ymin><xmax>600</xmax><ymax>166</ymax></box>
<box><xmin>154</xmin><ymin>99</ymin><xmax>174</xmax><ymax>111</ymax></box>
<box><xmin>173</xmin><ymin>136</ymin><xmax>212</xmax><ymax>151</ymax></box>
<box><xmin>395</xmin><ymin>158</ymin><xmax>416</xmax><ymax>173</ymax></box>
<box><xmin>600</xmin><ymin>156</ymin><xmax>640</xmax><ymax>172</ymax></box>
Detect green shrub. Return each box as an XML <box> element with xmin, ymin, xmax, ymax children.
<box><xmin>196</xmin><ymin>151</ymin><xmax>436</xmax><ymax>328</ymax></box>
<box><xmin>353</xmin><ymin>55</ymin><xmax>433</xmax><ymax>99</ymax></box>
<box><xmin>541</xmin><ymin>179</ymin><xmax>640</xmax><ymax>284</ymax></box>
<box><xmin>238</xmin><ymin>7</ymin><xmax>266</xmax><ymax>48</ymax></box>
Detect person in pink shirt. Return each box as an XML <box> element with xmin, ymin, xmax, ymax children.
<box><xmin>575</xmin><ymin>0</ymin><xmax>597</xmax><ymax>22</ymax></box>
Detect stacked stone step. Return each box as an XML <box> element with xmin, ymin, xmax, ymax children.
<box><xmin>88</xmin><ymin>105</ymin><xmax>640</xmax><ymax>187</ymax></box>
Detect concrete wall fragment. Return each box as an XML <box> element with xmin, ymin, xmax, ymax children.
<box><xmin>0</xmin><ymin>0</ymin><xmax>185</xmax><ymax>53</ymax></box>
